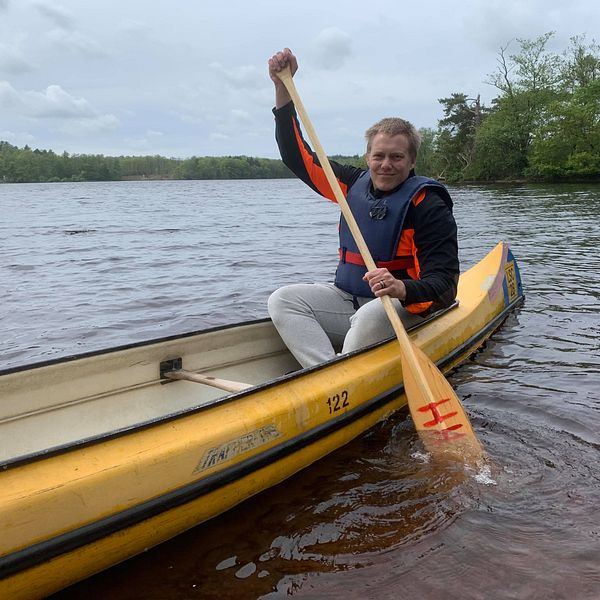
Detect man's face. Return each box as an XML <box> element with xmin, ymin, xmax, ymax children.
<box><xmin>366</xmin><ymin>133</ymin><xmax>416</xmax><ymax>192</ymax></box>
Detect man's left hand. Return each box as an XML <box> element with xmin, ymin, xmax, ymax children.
<box><xmin>363</xmin><ymin>268</ymin><xmax>407</xmax><ymax>300</ymax></box>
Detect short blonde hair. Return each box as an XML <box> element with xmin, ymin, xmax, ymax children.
<box><xmin>365</xmin><ymin>118</ymin><xmax>421</xmax><ymax>159</ymax></box>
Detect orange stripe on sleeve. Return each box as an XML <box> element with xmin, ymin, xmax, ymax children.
<box><xmin>412</xmin><ymin>189</ymin><xmax>427</xmax><ymax>206</ymax></box>
<box><xmin>291</xmin><ymin>119</ymin><xmax>348</xmax><ymax>202</ymax></box>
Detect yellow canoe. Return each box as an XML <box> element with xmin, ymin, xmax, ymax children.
<box><xmin>0</xmin><ymin>242</ymin><xmax>523</xmax><ymax>599</ymax></box>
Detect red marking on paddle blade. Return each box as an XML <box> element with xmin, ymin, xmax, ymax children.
<box><xmin>423</xmin><ymin>411</ymin><xmax>458</xmax><ymax>428</ymax></box>
<box><xmin>429</xmin><ymin>427</ymin><xmax>468</xmax><ymax>445</ymax></box>
<box><xmin>418</xmin><ymin>399</ymin><xmax>461</xmax><ymax>428</ymax></box>
<box><xmin>418</xmin><ymin>398</ymin><xmax>450</xmax><ymax>413</ymax></box>
<box><xmin>443</xmin><ymin>423</ymin><xmax>464</xmax><ymax>431</ymax></box>
<box><xmin>417</xmin><ymin>398</ymin><xmax>479</xmax><ymax>450</ymax></box>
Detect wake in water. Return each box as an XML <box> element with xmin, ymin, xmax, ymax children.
<box><xmin>410</xmin><ymin>448</ymin><xmax>498</xmax><ymax>486</ymax></box>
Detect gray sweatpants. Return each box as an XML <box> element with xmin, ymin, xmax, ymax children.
<box><xmin>267</xmin><ymin>282</ymin><xmax>424</xmax><ymax>368</ymax></box>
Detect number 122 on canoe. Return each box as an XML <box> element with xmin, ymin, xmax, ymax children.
<box><xmin>326</xmin><ymin>390</ymin><xmax>350</xmax><ymax>413</ymax></box>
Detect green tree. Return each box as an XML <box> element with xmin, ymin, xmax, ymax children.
<box><xmin>415</xmin><ymin>127</ymin><xmax>438</xmax><ymax>176</ymax></box>
<box><xmin>434</xmin><ymin>93</ymin><xmax>486</xmax><ymax>180</ymax></box>
<box><xmin>561</xmin><ymin>35</ymin><xmax>600</xmax><ymax>91</ymax></box>
<box><xmin>528</xmin><ymin>79</ymin><xmax>600</xmax><ymax>178</ymax></box>
<box><xmin>527</xmin><ymin>35</ymin><xmax>600</xmax><ymax>179</ymax></box>
<box><xmin>470</xmin><ymin>32</ymin><xmax>563</xmax><ymax>179</ymax></box>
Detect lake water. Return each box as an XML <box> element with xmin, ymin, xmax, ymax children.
<box><xmin>2</xmin><ymin>179</ymin><xmax>600</xmax><ymax>599</ymax></box>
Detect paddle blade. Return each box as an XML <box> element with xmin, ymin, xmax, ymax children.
<box><xmin>401</xmin><ymin>344</ymin><xmax>485</xmax><ymax>463</ymax></box>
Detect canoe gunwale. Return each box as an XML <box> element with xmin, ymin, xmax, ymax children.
<box><xmin>0</xmin><ymin>293</ymin><xmax>524</xmax><ymax>580</ymax></box>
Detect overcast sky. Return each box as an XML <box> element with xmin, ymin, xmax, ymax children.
<box><xmin>0</xmin><ymin>0</ymin><xmax>597</xmax><ymax>159</ymax></box>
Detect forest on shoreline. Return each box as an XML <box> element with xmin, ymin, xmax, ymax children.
<box><xmin>1</xmin><ymin>33</ymin><xmax>598</xmax><ymax>184</ymax></box>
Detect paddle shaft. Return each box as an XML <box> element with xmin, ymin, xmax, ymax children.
<box><xmin>275</xmin><ymin>67</ymin><xmax>436</xmax><ymax>405</ymax></box>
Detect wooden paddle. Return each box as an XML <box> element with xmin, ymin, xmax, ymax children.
<box><xmin>276</xmin><ymin>66</ymin><xmax>485</xmax><ymax>464</ymax></box>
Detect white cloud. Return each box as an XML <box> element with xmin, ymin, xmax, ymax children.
<box><xmin>309</xmin><ymin>27</ymin><xmax>352</xmax><ymax>70</ymax></box>
<box><xmin>0</xmin><ymin>81</ymin><xmax>119</xmax><ymax>133</ymax></box>
<box><xmin>210</xmin><ymin>132</ymin><xmax>230</xmax><ymax>141</ymax></box>
<box><xmin>27</xmin><ymin>84</ymin><xmax>96</xmax><ymax>118</ymax></box>
<box><xmin>177</xmin><ymin>112</ymin><xmax>205</xmax><ymax>126</ymax></box>
<box><xmin>117</xmin><ymin>19</ymin><xmax>150</xmax><ymax>34</ymax></box>
<box><xmin>0</xmin><ymin>80</ymin><xmax>21</xmax><ymax>108</ymax></box>
<box><xmin>31</xmin><ymin>2</ymin><xmax>106</xmax><ymax>57</ymax></box>
<box><xmin>0</xmin><ymin>129</ymin><xmax>35</xmax><ymax>144</ymax></box>
<box><xmin>45</xmin><ymin>28</ymin><xmax>107</xmax><ymax>57</ymax></box>
<box><xmin>33</xmin><ymin>2</ymin><xmax>75</xmax><ymax>29</ymax></box>
<box><xmin>209</xmin><ymin>62</ymin><xmax>264</xmax><ymax>90</ymax></box>
<box><xmin>58</xmin><ymin>113</ymin><xmax>119</xmax><ymax>135</ymax></box>
<box><xmin>230</xmin><ymin>109</ymin><xmax>253</xmax><ymax>124</ymax></box>
<box><xmin>463</xmin><ymin>0</ymin><xmax>578</xmax><ymax>52</ymax></box>
<box><xmin>0</xmin><ymin>42</ymin><xmax>36</xmax><ymax>74</ymax></box>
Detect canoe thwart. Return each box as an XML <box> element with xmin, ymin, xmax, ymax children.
<box><xmin>160</xmin><ymin>358</ymin><xmax>252</xmax><ymax>393</ymax></box>
<box><xmin>163</xmin><ymin>370</ymin><xmax>252</xmax><ymax>393</ymax></box>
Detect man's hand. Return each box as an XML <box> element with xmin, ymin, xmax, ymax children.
<box><xmin>363</xmin><ymin>268</ymin><xmax>407</xmax><ymax>301</ymax></box>
<box><xmin>268</xmin><ymin>48</ymin><xmax>298</xmax><ymax>84</ymax></box>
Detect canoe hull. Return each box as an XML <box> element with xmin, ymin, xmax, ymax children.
<box><xmin>0</xmin><ymin>242</ymin><xmax>524</xmax><ymax>599</ymax></box>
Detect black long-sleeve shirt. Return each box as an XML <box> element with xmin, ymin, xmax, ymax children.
<box><xmin>273</xmin><ymin>101</ymin><xmax>459</xmax><ymax>312</ymax></box>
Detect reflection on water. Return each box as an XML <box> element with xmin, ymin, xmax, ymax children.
<box><xmin>3</xmin><ymin>180</ymin><xmax>600</xmax><ymax>599</ymax></box>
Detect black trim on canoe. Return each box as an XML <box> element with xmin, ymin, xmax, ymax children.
<box><xmin>0</xmin><ymin>295</ymin><xmax>524</xmax><ymax>580</ymax></box>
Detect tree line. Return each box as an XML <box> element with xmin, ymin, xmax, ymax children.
<box><xmin>0</xmin><ymin>146</ymin><xmax>294</xmax><ymax>183</ymax></box>
<box><xmin>1</xmin><ymin>33</ymin><xmax>598</xmax><ymax>184</ymax></box>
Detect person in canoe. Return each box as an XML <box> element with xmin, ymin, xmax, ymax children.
<box><xmin>267</xmin><ymin>47</ymin><xmax>459</xmax><ymax>368</ymax></box>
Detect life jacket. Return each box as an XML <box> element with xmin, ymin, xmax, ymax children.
<box><xmin>334</xmin><ymin>172</ymin><xmax>452</xmax><ymax>306</ymax></box>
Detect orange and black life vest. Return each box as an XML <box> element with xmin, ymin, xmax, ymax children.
<box><xmin>334</xmin><ymin>173</ymin><xmax>452</xmax><ymax>301</ymax></box>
